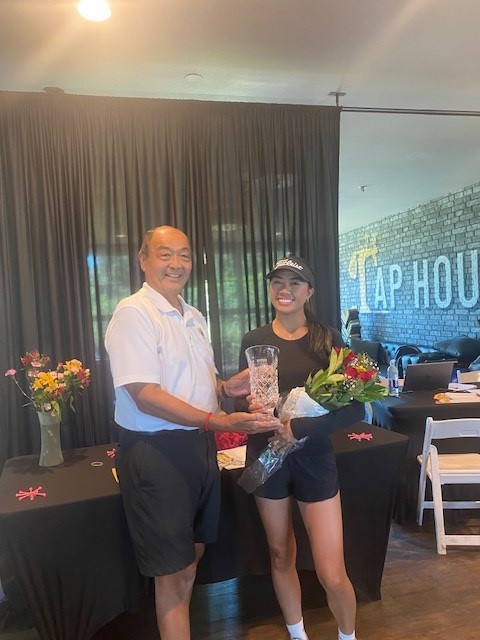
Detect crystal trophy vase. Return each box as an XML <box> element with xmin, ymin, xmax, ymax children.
<box><xmin>245</xmin><ymin>345</ymin><xmax>280</xmax><ymax>414</ymax></box>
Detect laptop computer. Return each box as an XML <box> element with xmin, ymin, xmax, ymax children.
<box><xmin>402</xmin><ymin>360</ymin><xmax>455</xmax><ymax>393</ymax></box>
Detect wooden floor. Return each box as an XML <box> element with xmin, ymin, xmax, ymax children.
<box><xmin>1</xmin><ymin>516</ymin><xmax>480</xmax><ymax>640</ymax></box>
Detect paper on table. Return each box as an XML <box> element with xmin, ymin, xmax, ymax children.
<box><xmin>448</xmin><ymin>382</ymin><xmax>477</xmax><ymax>391</ymax></box>
<box><xmin>217</xmin><ymin>445</ymin><xmax>246</xmax><ymax>470</ymax></box>
<box><xmin>443</xmin><ymin>392</ymin><xmax>480</xmax><ymax>403</ymax></box>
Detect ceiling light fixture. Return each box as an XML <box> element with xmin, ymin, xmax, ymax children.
<box><xmin>329</xmin><ymin>90</ymin><xmax>346</xmax><ymax>107</ymax></box>
<box><xmin>184</xmin><ymin>73</ymin><xmax>204</xmax><ymax>83</ymax></box>
<box><xmin>77</xmin><ymin>0</ymin><xmax>111</xmax><ymax>22</ymax></box>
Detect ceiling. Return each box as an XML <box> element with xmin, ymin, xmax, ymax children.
<box><xmin>2</xmin><ymin>0</ymin><xmax>480</xmax><ymax>233</ymax></box>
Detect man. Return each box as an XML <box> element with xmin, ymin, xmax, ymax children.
<box><xmin>105</xmin><ymin>225</ymin><xmax>279</xmax><ymax>640</ymax></box>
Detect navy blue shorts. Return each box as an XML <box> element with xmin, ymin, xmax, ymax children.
<box><xmin>246</xmin><ymin>440</ymin><xmax>339</xmax><ymax>502</ymax></box>
<box><xmin>116</xmin><ymin>428</ymin><xmax>220</xmax><ymax>577</ymax></box>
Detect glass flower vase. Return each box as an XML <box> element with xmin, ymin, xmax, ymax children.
<box><xmin>37</xmin><ymin>411</ymin><xmax>64</xmax><ymax>467</ymax></box>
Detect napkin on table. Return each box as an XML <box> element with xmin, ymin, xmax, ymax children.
<box><xmin>217</xmin><ymin>445</ymin><xmax>246</xmax><ymax>470</ymax></box>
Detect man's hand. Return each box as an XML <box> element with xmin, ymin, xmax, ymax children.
<box><xmin>246</xmin><ymin>394</ymin><xmax>267</xmax><ymax>413</ymax></box>
<box><xmin>223</xmin><ymin>369</ymin><xmax>250</xmax><ymax>398</ymax></box>
<box><xmin>223</xmin><ymin>369</ymin><xmax>251</xmax><ymax>398</ymax></box>
<box><xmin>209</xmin><ymin>411</ymin><xmax>281</xmax><ymax>434</ymax></box>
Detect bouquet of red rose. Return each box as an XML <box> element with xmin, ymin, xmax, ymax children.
<box><xmin>238</xmin><ymin>347</ymin><xmax>386</xmax><ymax>493</ymax></box>
<box><xmin>302</xmin><ymin>346</ymin><xmax>386</xmax><ymax>410</ymax></box>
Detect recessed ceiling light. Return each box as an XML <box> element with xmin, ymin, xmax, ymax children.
<box><xmin>77</xmin><ymin>0</ymin><xmax>111</xmax><ymax>22</ymax></box>
<box><xmin>184</xmin><ymin>73</ymin><xmax>204</xmax><ymax>83</ymax></box>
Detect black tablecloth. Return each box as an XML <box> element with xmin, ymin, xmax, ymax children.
<box><xmin>372</xmin><ymin>391</ymin><xmax>480</xmax><ymax>521</ymax></box>
<box><xmin>0</xmin><ymin>423</ymin><xmax>407</xmax><ymax>640</ymax></box>
<box><xmin>200</xmin><ymin>423</ymin><xmax>408</xmax><ymax>604</ymax></box>
<box><xmin>0</xmin><ymin>446</ymin><xmax>141</xmax><ymax>640</ymax></box>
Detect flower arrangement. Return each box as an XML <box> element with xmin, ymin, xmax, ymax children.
<box><xmin>304</xmin><ymin>346</ymin><xmax>386</xmax><ymax>411</ymax></box>
<box><xmin>5</xmin><ymin>350</ymin><xmax>91</xmax><ymax>419</ymax></box>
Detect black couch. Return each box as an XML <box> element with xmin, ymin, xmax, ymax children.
<box><xmin>349</xmin><ymin>335</ymin><xmax>480</xmax><ymax>378</ymax></box>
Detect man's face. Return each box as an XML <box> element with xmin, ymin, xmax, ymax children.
<box><xmin>139</xmin><ymin>227</ymin><xmax>192</xmax><ymax>303</ymax></box>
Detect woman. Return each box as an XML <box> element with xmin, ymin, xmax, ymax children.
<box><xmin>238</xmin><ymin>257</ymin><xmax>364</xmax><ymax>640</ymax></box>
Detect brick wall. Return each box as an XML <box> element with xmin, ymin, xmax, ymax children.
<box><xmin>339</xmin><ymin>182</ymin><xmax>480</xmax><ymax>345</ymax></box>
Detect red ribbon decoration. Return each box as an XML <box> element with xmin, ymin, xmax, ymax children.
<box><xmin>16</xmin><ymin>486</ymin><xmax>47</xmax><ymax>501</ymax></box>
<box><xmin>348</xmin><ymin>432</ymin><xmax>373</xmax><ymax>441</ymax></box>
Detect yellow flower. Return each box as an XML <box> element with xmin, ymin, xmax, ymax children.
<box><xmin>32</xmin><ymin>371</ymin><xmax>58</xmax><ymax>392</ymax></box>
<box><xmin>64</xmin><ymin>359</ymin><xmax>82</xmax><ymax>374</ymax></box>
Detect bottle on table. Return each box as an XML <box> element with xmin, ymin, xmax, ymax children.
<box><xmin>387</xmin><ymin>359</ymin><xmax>400</xmax><ymax>397</ymax></box>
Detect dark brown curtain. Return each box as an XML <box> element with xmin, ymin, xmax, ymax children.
<box><xmin>0</xmin><ymin>92</ymin><xmax>340</xmax><ymax>467</ymax></box>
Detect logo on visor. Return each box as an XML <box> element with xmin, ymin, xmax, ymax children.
<box><xmin>274</xmin><ymin>259</ymin><xmax>304</xmax><ymax>271</ymax></box>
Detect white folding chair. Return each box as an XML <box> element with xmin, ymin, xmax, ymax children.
<box><xmin>416</xmin><ymin>416</ymin><xmax>480</xmax><ymax>554</ymax></box>
<box><xmin>457</xmin><ymin>370</ymin><xmax>480</xmax><ymax>383</ymax></box>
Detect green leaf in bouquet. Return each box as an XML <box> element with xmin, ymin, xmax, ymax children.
<box><xmin>327</xmin><ymin>347</ymin><xmax>346</xmax><ymax>376</ymax></box>
<box><xmin>365</xmin><ymin>386</ymin><xmax>387</xmax><ymax>401</ymax></box>
<box><xmin>305</xmin><ymin>370</ymin><xmax>343</xmax><ymax>397</ymax></box>
<box><xmin>327</xmin><ymin>373</ymin><xmax>345</xmax><ymax>384</ymax></box>
<box><xmin>321</xmin><ymin>394</ymin><xmax>350</xmax><ymax>411</ymax></box>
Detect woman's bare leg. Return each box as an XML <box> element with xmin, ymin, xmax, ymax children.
<box><xmin>298</xmin><ymin>494</ymin><xmax>356</xmax><ymax>635</ymax></box>
<box><xmin>255</xmin><ymin>496</ymin><xmax>303</xmax><ymax>625</ymax></box>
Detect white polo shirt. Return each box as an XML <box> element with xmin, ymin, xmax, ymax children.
<box><xmin>105</xmin><ymin>282</ymin><xmax>219</xmax><ymax>432</ymax></box>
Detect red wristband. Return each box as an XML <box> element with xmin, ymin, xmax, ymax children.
<box><xmin>203</xmin><ymin>412</ymin><xmax>213</xmax><ymax>431</ymax></box>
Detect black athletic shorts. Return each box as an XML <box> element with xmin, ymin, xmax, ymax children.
<box><xmin>246</xmin><ymin>438</ymin><xmax>339</xmax><ymax>502</ymax></box>
<box><xmin>116</xmin><ymin>427</ymin><xmax>220</xmax><ymax>577</ymax></box>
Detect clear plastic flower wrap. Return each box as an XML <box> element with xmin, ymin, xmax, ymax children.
<box><xmin>237</xmin><ymin>387</ymin><xmax>324</xmax><ymax>493</ymax></box>
<box><xmin>277</xmin><ymin>386</ymin><xmax>329</xmax><ymax>421</ymax></box>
